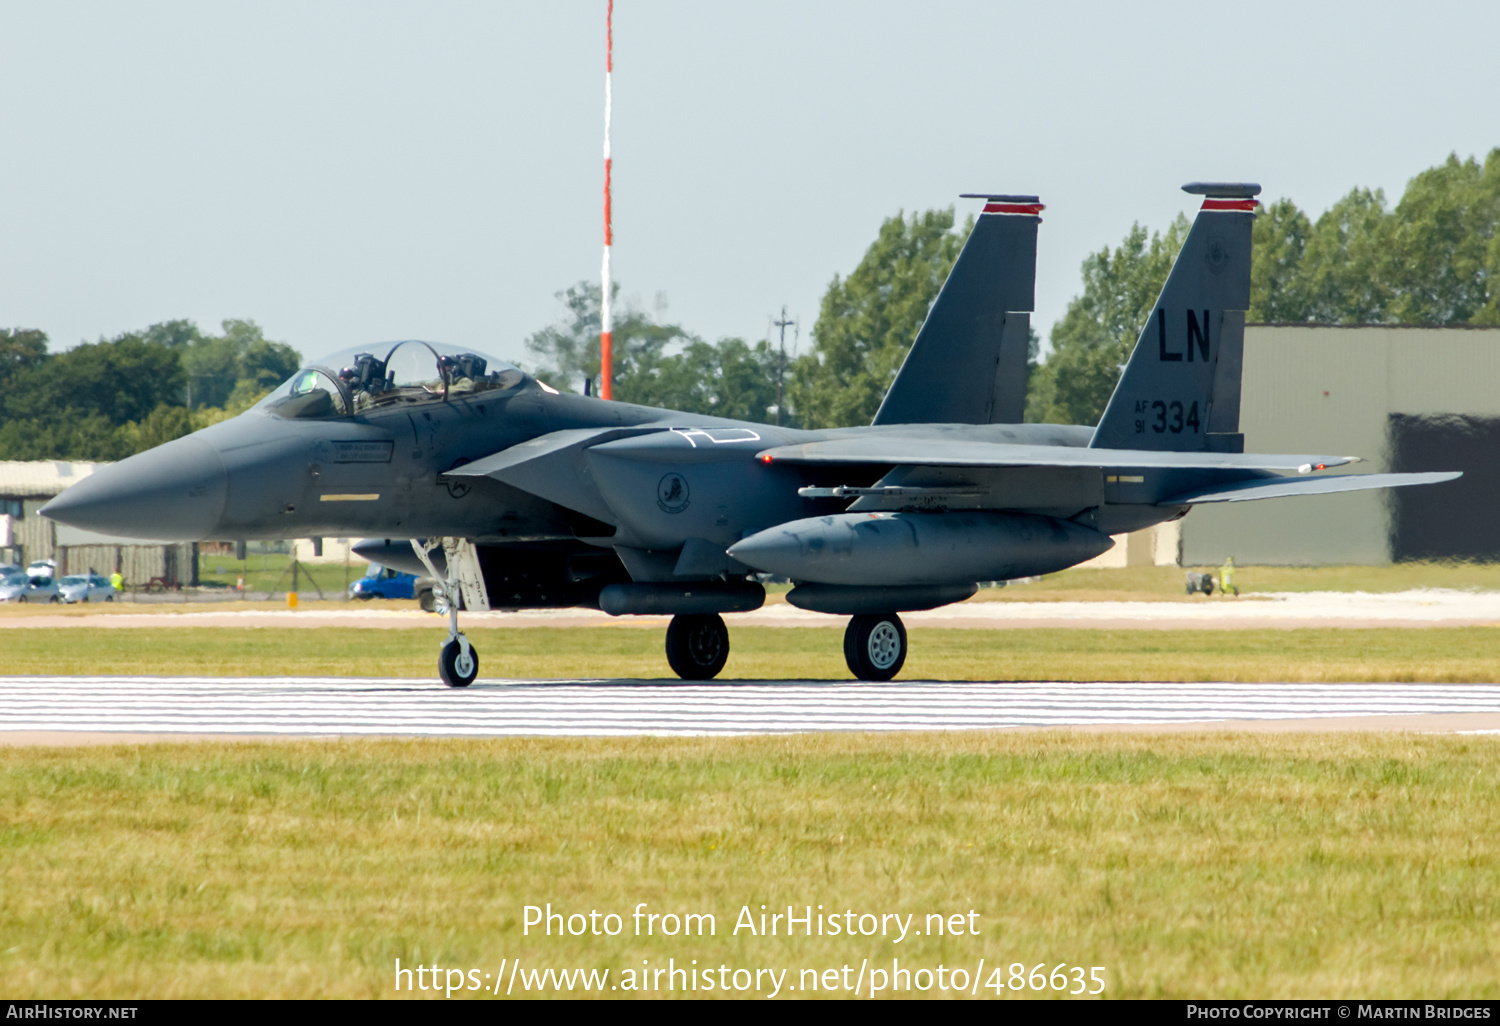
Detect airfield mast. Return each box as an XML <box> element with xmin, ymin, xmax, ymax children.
<box><xmin>600</xmin><ymin>0</ymin><xmax>615</xmax><ymax>399</ymax></box>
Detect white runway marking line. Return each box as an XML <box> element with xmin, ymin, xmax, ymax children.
<box><xmin>2</xmin><ymin>677</ymin><xmax>1499</xmax><ymax>737</ymax></box>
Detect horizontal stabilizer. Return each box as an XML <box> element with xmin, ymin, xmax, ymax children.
<box><xmin>1158</xmin><ymin>471</ymin><xmax>1461</xmax><ymax>506</ymax></box>
<box><xmin>758</xmin><ymin>437</ymin><xmax>1359</xmax><ymax>473</ymax></box>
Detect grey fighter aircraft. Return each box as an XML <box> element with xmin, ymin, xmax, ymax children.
<box><xmin>42</xmin><ymin>185</ymin><xmax>1458</xmax><ymax>686</ymax></box>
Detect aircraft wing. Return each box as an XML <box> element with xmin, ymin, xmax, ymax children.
<box><xmin>1158</xmin><ymin>471</ymin><xmax>1461</xmax><ymax>506</ymax></box>
<box><xmin>757</xmin><ymin>437</ymin><xmax>1359</xmax><ymax>473</ymax></box>
<box><xmin>446</xmin><ymin>425</ymin><xmax>665</xmax><ymax>525</ymax></box>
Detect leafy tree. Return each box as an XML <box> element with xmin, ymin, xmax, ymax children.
<box><xmin>5</xmin><ymin>335</ymin><xmax>186</xmax><ymax>427</ymax></box>
<box><xmin>787</xmin><ymin>209</ymin><xmax>968</xmax><ymax>428</ymax></box>
<box><xmin>117</xmin><ymin>404</ymin><xmax>196</xmax><ymax>454</ymax></box>
<box><xmin>525</xmin><ymin>282</ymin><xmax>696</xmax><ymax>397</ymax></box>
<box><xmin>0</xmin><ymin>318</ymin><xmax>300</xmax><ymax>461</ymax></box>
<box><xmin>1027</xmin><ymin>149</ymin><xmax>1500</xmax><ymax>429</ymax></box>
<box><xmin>629</xmin><ymin>337</ymin><xmax>781</xmax><ymax>423</ymax></box>
<box><xmin>525</xmin><ymin>282</ymin><xmax>783</xmax><ymax>422</ymax></box>
<box><xmin>1380</xmin><ymin>151</ymin><xmax>1500</xmax><ymax>324</ymax></box>
<box><xmin>1248</xmin><ymin>198</ymin><xmax>1313</xmax><ymax>322</ymax></box>
<box><xmin>1296</xmin><ymin>186</ymin><xmax>1392</xmax><ymax>323</ymax></box>
<box><xmin>0</xmin><ymin>329</ymin><xmax>49</xmax><ymax>394</ymax></box>
<box><xmin>139</xmin><ymin>319</ymin><xmax>203</xmax><ymax>350</ymax></box>
<box><xmin>179</xmin><ymin>319</ymin><xmax>299</xmax><ymax>409</ymax></box>
<box><xmin>0</xmin><ymin>410</ymin><xmax>135</xmax><ymax>462</ymax></box>
<box><xmin>1027</xmin><ymin>215</ymin><xmax>1189</xmax><ymax>426</ymax></box>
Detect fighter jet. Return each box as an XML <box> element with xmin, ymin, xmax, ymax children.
<box><xmin>42</xmin><ymin>184</ymin><xmax>1458</xmax><ymax>686</ymax></box>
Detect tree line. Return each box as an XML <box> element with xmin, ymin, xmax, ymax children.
<box><xmin>0</xmin><ymin>320</ymin><xmax>299</xmax><ymax>461</ymax></box>
<box><xmin>4</xmin><ymin>148</ymin><xmax>1496</xmax><ymax>460</ymax></box>
<box><xmin>1030</xmin><ymin>149</ymin><xmax>1500</xmax><ymax>426</ymax></box>
<box><xmin>533</xmin><ymin>149</ymin><xmax>1498</xmax><ymax>430</ymax></box>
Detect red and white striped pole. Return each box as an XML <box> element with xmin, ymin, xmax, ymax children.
<box><xmin>599</xmin><ymin>0</ymin><xmax>614</xmax><ymax>399</ymax></box>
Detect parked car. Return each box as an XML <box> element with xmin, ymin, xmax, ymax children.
<box><xmin>0</xmin><ymin>571</ymin><xmax>61</xmax><ymax>603</ymax></box>
<box><xmin>348</xmin><ymin>564</ymin><xmax>419</xmax><ymax>600</ymax></box>
<box><xmin>56</xmin><ymin>573</ymin><xmax>117</xmax><ymax>603</ymax></box>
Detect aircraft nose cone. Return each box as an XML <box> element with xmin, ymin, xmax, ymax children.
<box><xmin>40</xmin><ymin>435</ymin><xmax>228</xmax><ymax>541</ymax></box>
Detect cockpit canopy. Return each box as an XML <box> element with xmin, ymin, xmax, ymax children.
<box><xmin>257</xmin><ymin>341</ymin><xmax>525</xmax><ymax>418</ymax></box>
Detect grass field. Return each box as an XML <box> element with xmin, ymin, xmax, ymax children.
<box><xmin>5</xmin><ymin>563</ymin><xmax>1499</xmax><ymax>1000</ymax></box>
<box><xmin>193</xmin><ymin>552</ymin><xmax>360</xmax><ymax>597</ymax></box>
<box><xmin>5</xmin><ymin>625</ymin><xmax>1500</xmax><ymax>682</ymax></box>
<box><xmin>972</xmin><ymin>562</ymin><xmax>1500</xmax><ymax>603</ymax></box>
<box><xmin>88</xmin><ymin>560</ymin><xmax>1500</xmax><ymax>603</ymax></box>
<box><xmin>1</xmin><ymin>732</ymin><xmax>1497</xmax><ymax>999</ymax></box>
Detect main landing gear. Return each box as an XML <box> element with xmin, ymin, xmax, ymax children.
<box><xmin>665</xmin><ymin>613</ymin><xmax>730</xmax><ymax>680</ymax></box>
<box><xmin>660</xmin><ymin>610</ymin><xmax>909</xmax><ymax>682</ymax></box>
<box><xmin>843</xmin><ymin>613</ymin><xmax>907</xmax><ymax>681</ymax></box>
<box><xmin>411</xmin><ymin>540</ymin><xmax>479</xmax><ymax>688</ymax></box>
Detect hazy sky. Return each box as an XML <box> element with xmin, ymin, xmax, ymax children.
<box><xmin>3</xmin><ymin>0</ymin><xmax>1497</xmax><ymax>375</ymax></box>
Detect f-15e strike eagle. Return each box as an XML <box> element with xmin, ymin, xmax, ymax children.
<box><xmin>42</xmin><ymin>184</ymin><xmax>1458</xmax><ymax>686</ymax></box>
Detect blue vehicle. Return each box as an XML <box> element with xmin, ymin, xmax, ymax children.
<box><xmin>348</xmin><ymin>563</ymin><xmax>419</xmax><ymax>600</ymax></box>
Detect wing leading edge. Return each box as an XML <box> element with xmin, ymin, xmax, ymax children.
<box><xmin>756</xmin><ymin>438</ymin><xmax>1359</xmax><ymax>473</ymax></box>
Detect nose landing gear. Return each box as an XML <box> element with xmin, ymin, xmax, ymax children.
<box><xmin>439</xmin><ymin>634</ymin><xmax>479</xmax><ymax>688</ymax></box>
<box><xmin>412</xmin><ymin>539</ymin><xmax>478</xmax><ymax>688</ymax></box>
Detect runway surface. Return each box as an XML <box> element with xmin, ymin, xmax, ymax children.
<box><xmin>3</xmin><ymin>676</ymin><xmax>1499</xmax><ymax>740</ymax></box>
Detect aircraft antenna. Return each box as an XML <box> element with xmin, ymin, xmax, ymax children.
<box><xmin>599</xmin><ymin>0</ymin><xmax>615</xmax><ymax>399</ymax></box>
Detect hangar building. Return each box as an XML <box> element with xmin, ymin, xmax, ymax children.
<box><xmin>0</xmin><ymin>461</ymin><xmax>197</xmax><ymax>586</ymax></box>
<box><xmin>1177</xmin><ymin>324</ymin><xmax>1500</xmax><ymax>566</ymax></box>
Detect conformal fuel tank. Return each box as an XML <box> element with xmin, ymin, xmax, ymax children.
<box><xmin>727</xmin><ymin>511</ymin><xmax>1112</xmax><ymax>587</ymax></box>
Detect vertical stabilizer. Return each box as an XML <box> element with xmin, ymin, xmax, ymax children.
<box><xmin>1090</xmin><ymin>183</ymin><xmax>1258</xmax><ymax>451</ymax></box>
<box><xmin>872</xmin><ymin>195</ymin><xmax>1041</xmax><ymax>426</ymax></box>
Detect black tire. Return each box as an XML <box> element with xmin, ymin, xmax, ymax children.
<box><xmin>844</xmin><ymin>613</ymin><xmax>907</xmax><ymax>681</ymax></box>
<box><xmin>665</xmin><ymin>613</ymin><xmax>729</xmax><ymax>680</ymax></box>
<box><xmin>438</xmin><ymin>637</ymin><xmax>479</xmax><ymax>688</ymax></box>
<box><xmin>105</xmin><ymin>594</ymin><xmax>114</xmax><ymax>602</ymax></box>
<box><xmin>16</xmin><ymin>595</ymin><xmax>26</xmax><ymax>604</ymax></box>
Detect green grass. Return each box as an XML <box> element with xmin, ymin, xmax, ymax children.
<box><xmin>4</xmin><ymin>625</ymin><xmax>1500</xmax><ymax>682</ymax></box>
<box><xmin>977</xmin><ymin>561</ymin><xmax>1500</xmax><ymax>603</ymax></box>
<box><xmin>1</xmin><ymin>733</ymin><xmax>1498</xmax><ymax>998</ymax></box>
<box><xmin>191</xmin><ymin>553</ymin><xmax>360</xmax><ymax>598</ymax></box>
<box><xmin>123</xmin><ymin>559</ymin><xmax>1500</xmax><ymax>603</ymax></box>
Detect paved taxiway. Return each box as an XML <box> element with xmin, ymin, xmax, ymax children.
<box><xmin>2</xmin><ymin>676</ymin><xmax>1499</xmax><ymax>742</ymax></box>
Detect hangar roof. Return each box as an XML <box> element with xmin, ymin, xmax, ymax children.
<box><xmin>0</xmin><ymin>461</ymin><xmax>104</xmax><ymax>499</ymax></box>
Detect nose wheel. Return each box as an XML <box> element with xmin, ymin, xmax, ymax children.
<box><xmin>665</xmin><ymin>613</ymin><xmax>730</xmax><ymax>680</ymax></box>
<box><xmin>439</xmin><ymin>635</ymin><xmax>479</xmax><ymax>688</ymax></box>
<box><xmin>844</xmin><ymin>613</ymin><xmax>907</xmax><ymax>681</ymax></box>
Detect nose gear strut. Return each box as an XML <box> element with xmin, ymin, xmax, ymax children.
<box><xmin>411</xmin><ymin>538</ymin><xmax>479</xmax><ymax>687</ymax></box>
